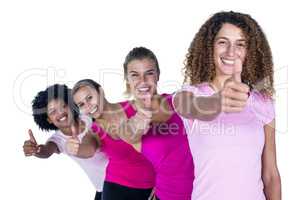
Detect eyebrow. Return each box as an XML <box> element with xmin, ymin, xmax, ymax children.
<box><xmin>129</xmin><ymin>68</ymin><xmax>156</xmax><ymax>73</ymax></box>
<box><xmin>47</xmin><ymin>107</ymin><xmax>55</xmax><ymax>113</ymax></box>
<box><xmin>128</xmin><ymin>70</ymin><xmax>138</xmax><ymax>74</ymax></box>
<box><xmin>215</xmin><ymin>36</ymin><xmax>246</xmax><ymax>42</ymax></box>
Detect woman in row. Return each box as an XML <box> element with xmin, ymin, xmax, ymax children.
<box><xmin>70</xmin><ymin>79</ymin><xmax>155</xmax><ymax>200</ymax></box>
<box><xmin>69</xmin><ymin>46</ymin><xmax>249</xmax><ymax>200</ymax></box>
<box><xmin>119</xmin><ymin>43</ymin><xmax>251</xmax><ymax>199</ymax></box>
<box><xmin>174</xmin><ymin>11</ymin><xmax>282</xmax><ymax>200</ymax></box>
<box><xmin>23</xmin><ymin>84</ymin><xmax>108</xmax><ymax>200</ymax></box>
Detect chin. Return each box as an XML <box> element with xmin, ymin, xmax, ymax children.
<box><xmin>218</xmin><ymin>68</ymin><xmax>234</xmax><ymax>76</ymax></box>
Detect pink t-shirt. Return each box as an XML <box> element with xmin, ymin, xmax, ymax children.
<box><xmin>121</xmin><ymin>94</ymin><xmax>195</xmax><ymax>200</ymax></box>
<box><xmin>178</xmin><ymin>83</ymin><xmax>275</xmax><ymax>200</ymax></box>
<box><xmin>91</xmin><ymin>122</ymin><xmax>155</xmax><ymax>189</ymax></box>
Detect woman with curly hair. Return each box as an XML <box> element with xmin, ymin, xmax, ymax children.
<box><xmin>174</xmin><ymin>11</ymin><xmax>281</xmax><ymax>200</ymax></box>
<box><xmin>118</xmin><ymin>46</ymin><xmax>249</xmax><ymax>200</ymax></box>
<box><xmin>23</xmin><ymin>84</ymin><xmax>108</xmax><ymax>200</ymax></box>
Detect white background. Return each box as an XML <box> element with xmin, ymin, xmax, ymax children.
<box><xmin>0</xmin><ymin>0</ymin><xmax>298</xmax><ymax>199</ymax></box>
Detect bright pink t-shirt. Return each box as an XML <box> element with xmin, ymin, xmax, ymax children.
<box><xmin>91</xmin><ymin>121</ymin><xmax>155</xmax><ymax>189</ymax></box>
<box><xmin>121</xmin><ymin>94</ymin><xmax>195</xmax><ymax>200</ymax></box>
<box><xmin>178</xmin><ymin>83</ymin><xmax>275</xmax><ymax>200</ymax></box>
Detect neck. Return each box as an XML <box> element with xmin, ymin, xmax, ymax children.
<box><xmin>60</xmin><ymin>120</ymin><xmax>79</xmax><ymax>136</ymax></box>
<box><xmin>101</xmin><ymin>98</ymin><xmax>118</xmax><ymax>120</ymax></box>
<box><xmin>211</xmin><ymin>75</ymin><xmax>231</xmax><ymax>92</ymax></box>
<box><xmin>134</xmin><ymin>93</ymin><xmax>161</xmax><ymax>110</ymax></box>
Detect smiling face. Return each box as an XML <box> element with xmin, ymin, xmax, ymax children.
<box><xmin>213</xmin><ymin>23</ymin><xmax>247</xmax><ymax>78</ymax></box>
<box><xmin>72</xmin><ymin>86</ymin><xmax>104</xmax><ymax>119</ymax></box>
<box><xmin>47</xmin><ymin>99</ymin><xmax>73</xmax><ymax>129</ymax></box>
<box><xmin>126</xmin><ymin>58</ymin><xmax>159</xmax><ymax>100</ymax></box>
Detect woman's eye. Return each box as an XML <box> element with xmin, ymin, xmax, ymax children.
<box><xmin>146</xmin><ymin>71</ymin><xmax>155</xmax><ymax>76</ymax></box>
<box><xmin>218</xmin><ymin>40</ymin><xmax>226</xmax><ymax>45</ymax></box>
<box><xmin>87</xmin><ymin>95</ymin><xmax>92</xmax><ymax>100</ymax></box>
<box><xmin>78</xmin><ymin>103</ymin><xmax>84</xmax><ymax>108</ymax></box>
<box><xmin>237</xmin><ymin>43</ymin><xmax>246</xmax><ymax>48</ymax></box>
<box><xmin>48</xmin><ymin>110</ymin><xmax>55</xmax><ymax>115</ymax></box>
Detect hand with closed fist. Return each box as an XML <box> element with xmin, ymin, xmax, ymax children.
<box><xmin>66</xmin><ymin>124</ymin><xmax>80</xmax><ymax>156</ymax></box>
<box><xmin>23</xmin><ymin>129</ymin><xmax>42</xmax><ymax>157</ymax></box>
<box><xmin>135</xmin><ymin>94</ymin><xmax>152</xmax><ymax>131</ymax></box>
<box><xmin>221</xmin><ymin>59</ymin><xmax>249</xmax><ymax>113</ymax></box>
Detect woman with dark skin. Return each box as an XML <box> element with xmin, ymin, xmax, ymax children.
<box><xmin>23</xmin><ymin>84</ymin><xmax>106</xmax><ymax>200</ymax></box>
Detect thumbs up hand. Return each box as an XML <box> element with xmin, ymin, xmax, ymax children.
<box><xmin>138</xmin><ymin>94</ymin><xmax>152</xmax><ymax>119</ymax></box>
<box><xmin>23</xmin><ymin>129</ymin><xmax>41</xmax><ymax>156</ymax></box>
<box><xmin>66</xmin><ymin>124</ymin><xmax>80</xmax><ymax>156</ymax></box>
<box><xmin>136</xmin><ymin>94</ymin><xmax>152</xmax><ymax>128</ymax></box>
<box><xmin>221</xmin><ymin>59</ymin><xmax>249</xmax><ymax>113</ymax></box>
<box><xmin>232</xmin><ymin>58</ymin><xmax>242</xmax><ymax>83</ymax></box>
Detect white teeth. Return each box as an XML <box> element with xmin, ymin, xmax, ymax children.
<box><xmin>221</xmin><ymin>58</ymin><xmax>235</xmax><ymax>65</ymax></box>
<box><xmin>138</xmin><ymin>87</ymin><xmax>150</xmax><ymax>92</ymax></box>
<box><xmin>59</xmin><ymin>116</ymin><xmax>67</xmax><ymax>122</ymax></box>
<box><xmin>90</xmin><ymin>106</ymin><xmax>98</xmax><ymax>114</ymax></box>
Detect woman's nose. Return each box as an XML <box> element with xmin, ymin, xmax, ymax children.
<box><xmin>139</xmin><ymin>74</ymin><xmax>146</xmax><ymax>83</ymax></box>
<box><xmin>226</xmin><ymin>44</ymin><xmax>236</xmax><ymax>57</ymax></box>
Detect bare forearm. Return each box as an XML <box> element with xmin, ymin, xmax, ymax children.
<box><xmin>76</xmin><ymin>134</ymin><xmax>99</xmax><ymax>158</ymax></box>
<box><xmin>193</xmin><ymin>94</ymin><xmax>221</xmax><ymax>120</ymax></box>
<box><xmin>174</xmin><ymin>91</ymin><xmax>221</xmax><ymax>121</ymax></box>
<box><xmin>35</xmin><ymin>142</ymin><xmax>58</xmax><ymax>158</ymax></box>
<box><xmin>76</xmin><ymin>144</ymin><xmax>97</xmax><ymax>158</ymax></box>
<box><xmin>119</xmin><ymin>118</ymin><xmax>145</xmax><ymax>144</ymax></box>
<box><xmin>264</xmin><ymin>176</ymin><xmax>282</xmax><ymax>200</ymax></box>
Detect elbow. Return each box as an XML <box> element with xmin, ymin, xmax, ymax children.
<box><xmin>263</xmin><ymin>171</ymin><xmax>282</xmax><ymax>193</ymax></box>
<box><xmin>77</xmin><ymin>151</ymin><xmax>95</xmax><ymax>159</ymax></box>
<box><xmin>80</xmin><ymin>154</ymin><xmax>94</xmax><ymax>159</ymax></box>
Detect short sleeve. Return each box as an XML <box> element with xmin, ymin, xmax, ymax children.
<box><xmin>47</xmin><ymin>132</ymin><xmax>65</xmax><ymax>154</ymax></box>
<box><xmin>250</xmin><ymin>91</ymin><xmax>275</xmax><ymax>125</ymax></box>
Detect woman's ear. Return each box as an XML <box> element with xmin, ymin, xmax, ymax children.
<box><xmin>124</xmin><ymin>75</ymin><xmax>128</xmax><ymax>82</ymax></box>
<box><xmin>98</xmin><ymin>86</ymin><xmax>106</xmax><ymax>100</ymax></box>
<box><xmin>47</xmin><ymin>117</ymin><xmax>53</xmax><ymax>124</ymax></box>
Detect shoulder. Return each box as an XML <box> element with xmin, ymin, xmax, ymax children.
<box><xmin>249</xmin><ymin>90</ymin><xmax>275</xmax><ymax>124</ymax></box>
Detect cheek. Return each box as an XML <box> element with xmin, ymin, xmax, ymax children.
<box><xmin>240</xmin><ymin>50</ymin><xmax>247</xmax><ymax>61</ymax></box>
<box><xmin>127</xmin><ymin>80</ymin><xmax>137</xmax><ymax>90</ymax></box>
<box><xmin>48</xmin><ymin>115</ymin><xmax>57</xmax><ymax>124</ymax></box>
<box><xmin>80</xmin><ymin>107</ymin><xmax>89</xmax><ymax>115</ymax></box>
<box><xmin>213</xmin><ymin>47</ymin><xmax>222</xmax><ymax>63</ymax></box>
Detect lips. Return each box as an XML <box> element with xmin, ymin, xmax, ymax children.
<box><xmin>138</xmin><ymin>87</ymin><xmax>150</xmax><ymax>92</ymax></box>
<box><xmin>221</xmin><ymin>58</ymin><xmax>235</xmax><ymax>65</ymax></box>
<box><xmin>58</xmin><ymin>115</ymin><xmax>67</xmax><ymax>122</ymax></box>
<box><xmin>89</xmin><ymin>106</ymin><xmax>98</xmax><ymax>115</ymax></box>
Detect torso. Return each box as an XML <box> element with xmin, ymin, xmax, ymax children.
<box><xmin>121</xmin><ymin>94</ymin><xmax>195</xmax><ymax>200</ymax></box>
<box><xmin>180</xmin><ymin>83</ymin><xmax>274</xmax><ymax>200</ymax></box>
<box><xmin>91</xmin><ymin>103</ymin><xmax>156</xmax><ymax>189</ymax></box>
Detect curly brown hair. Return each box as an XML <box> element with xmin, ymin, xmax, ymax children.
<box><xmin>184</xmin><ymin>11</ymin><xmax>274</xmax><ymax>97</ymax></box>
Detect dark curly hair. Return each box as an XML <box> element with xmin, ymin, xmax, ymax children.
<box><xmin>32</xmin><ymin>84</ymin><xmax>79</xmax><ymax>131</ymax></box>
<box><xmin>184</xmin><ymin>11</ymin><xmax>274</xmax><ymax>97</ymax></box>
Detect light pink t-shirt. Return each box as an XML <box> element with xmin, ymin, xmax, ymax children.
<box><xmin>48</xmin><ymin>129</ymin><xmax>108</xmax><ymax>192</ymax></box>
<box><xmin>178</xmin><ymin>83</ymin><xmax>275</xmax><ymax>200</ymax></box>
